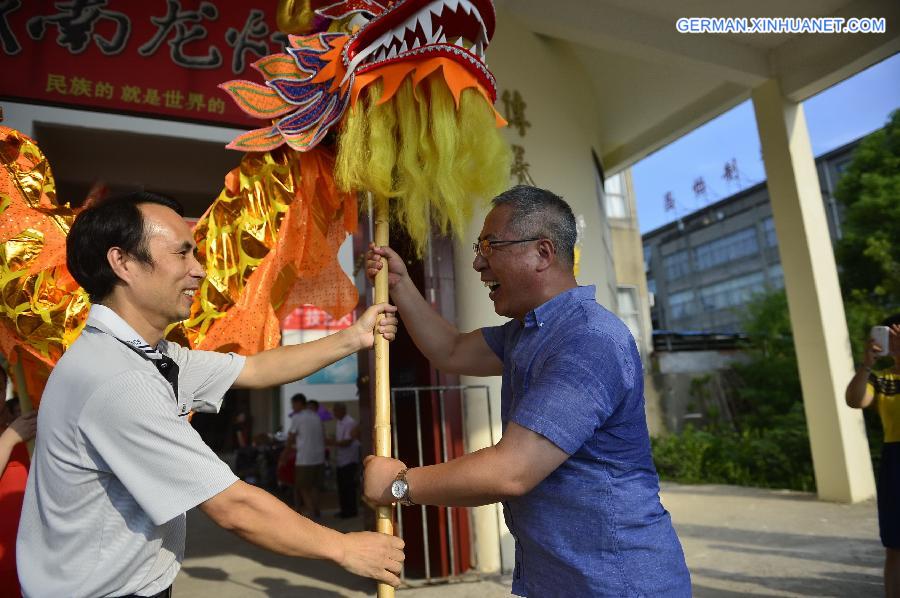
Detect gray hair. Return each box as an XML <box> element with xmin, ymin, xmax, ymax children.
<box><xmin>491</xmin><ymin>185</ymin><xmax>577</xmax><ymax>266</ymax></box>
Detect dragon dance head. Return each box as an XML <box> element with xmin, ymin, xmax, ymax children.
<box><xmin>337</xmin><ymin>0</ymin><xmax>496</xmax><ymax>98</ymax></box>
<box><xmin>0</xmin><ymin>1</ymin><xmax>511</xmax><ymax>401</ymax></box>
<box><xmin>223</xmin><ymin>0</ymin><xmax>510</xmax><ymax>249</ymax></box>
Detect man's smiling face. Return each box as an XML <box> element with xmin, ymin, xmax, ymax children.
<box><xmin>127</xmin><ymin>203</ymin><xmax>205</xmax><ymax>330</ymax></box>
<box><xmin>473</xmin><ymin>204</ymin><xmax>542</xmax><ymax>320</ymax></box>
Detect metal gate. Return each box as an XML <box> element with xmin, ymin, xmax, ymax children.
<box><xmin>389</xmin><ymin>384</ymin><xmax>502</xmax><ymax>585</ymax></box>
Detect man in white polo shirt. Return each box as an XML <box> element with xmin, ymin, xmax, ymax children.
<box><xmin>331</xmin><ymin>402</ymin><xmax>361</xmax><ymax>518</ymax></box>
<box><xmin>17</xmin><ymin>192</ymin><xmax>404</xmax><ymax>598</ymax></box>
<box><xmin>288</xmin><ymin>395</ymin><xmax>326</xmax><ymax>519</ymax></box>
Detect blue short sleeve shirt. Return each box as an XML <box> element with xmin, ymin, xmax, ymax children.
<box><xmin>482</xmin><ymin>285</ymin><xmax>691</xmax><ymax>597</ymax></box>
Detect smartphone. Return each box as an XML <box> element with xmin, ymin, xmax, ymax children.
<box><xmin>871</xmin><ymin>325</ymin><xmax>890</xmax><ymax>357</ymax></box>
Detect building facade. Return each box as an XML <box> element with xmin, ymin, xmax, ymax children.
<box><xmin>604</xmin><ymin>169</ymin><xmax>663</xmax><ymax>435</ymax></box>
<box><xmin>643</xmin><ymin>136</ymin><xmax>862</xmax><ymax>333</ymax></box>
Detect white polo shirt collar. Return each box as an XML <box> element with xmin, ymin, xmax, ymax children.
<box><xmin>86</xmin><ymin>304</ymin><xmax>187</xmax><ymax>415</ymax></box>
<box><xmin>86</xmin><ymin>304</ymin><xmax>164</xmax><ymax>356</ymax></box>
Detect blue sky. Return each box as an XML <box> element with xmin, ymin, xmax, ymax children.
<box><xmin>633</xmin><ymin>53</ymin><xmax>900</xmax><ymax>234</ymax></box>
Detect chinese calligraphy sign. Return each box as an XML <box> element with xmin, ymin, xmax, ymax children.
<box><xmin>0</xmin><ymin>1</ymin><xmax>291</xmax><ymax>127</ymax></box>
<box><xmin>502</xmin><ymin>89</ymin><xmax>534</xmax><ymax>184</ymax></box>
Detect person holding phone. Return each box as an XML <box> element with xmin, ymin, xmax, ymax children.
<box><xmin>845</xmin><ymin>314</ymin><xmax>900</xmax><ymax>598</ymax></box>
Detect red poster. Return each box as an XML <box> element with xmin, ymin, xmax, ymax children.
<box><xmin>0</xmin><ymin>0</ymin><xmax>288</xmax><ymax>127</ymax></box>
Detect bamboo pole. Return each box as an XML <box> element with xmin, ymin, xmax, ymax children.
<box><xmin>11</xmin><ymin>355</ymin><xmax>35</xmax><ymax>456</ymax></box>
<box><xmin>372</xmin><ymin>194</ymin><xmax>395</xmax><ymax>598</ymax></box>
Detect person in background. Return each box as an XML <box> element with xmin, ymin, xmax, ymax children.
<box><xmin>0</xmin><ymin>367</ymin><xmax>37</xmax><ymax>597</ymax></box>
<box><xmin>289</xmin><ymin>393</ymin><xmax>307</xmax><ymax>418</ymax></box>
<box><xmin>232</xmin><ymin>411</ymin><xmax>251</xmax><ymax>450</ymax></box>
<box><xmin>288</xmin><ymin>395</ymin><xmax>326</xmax><ymax>519</ymax></box>
<box><xmin>278</xmin><ymin>394</ymin><xmax>307</xmax><ymax>498</ymax></box>
<box><xmin>316</xmin><ymin>400</ymin><xmax>335</xmax><ymax>422</ymax></box>
<box><xmin>330</xmin><ymin>402</ymin><xmax>361</xmax><ymax>518</ymax></box>
<box><xmin>845</xmin><ymin>314</ymin><xmax>900</xmax><ymax>598</ymax></box>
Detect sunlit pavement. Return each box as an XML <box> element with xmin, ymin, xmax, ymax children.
<box><xmin>174</xmin><ymin>482</ymin><xmax>881</xmax><ymax>597</ymax></box>
<box><xmin>662</xmin><ymin>483</ymin><xmax>881</xmax><ymax>597</ymax></box>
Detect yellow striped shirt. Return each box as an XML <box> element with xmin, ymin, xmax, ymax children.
<box><xmin>868</xmin><ymin>370</ymin><xmax>900</xmax><ymax>443</ymax></box>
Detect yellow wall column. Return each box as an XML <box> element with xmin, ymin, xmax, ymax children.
<box><xmin>455</xmin><ymin>199</ymin><xmax>510</xmax><ymax>574</ymax></box>
<box><xmin>751</xmin><ymin>79</ymin><xmax>875</xmax><ymax>503</ymax></box>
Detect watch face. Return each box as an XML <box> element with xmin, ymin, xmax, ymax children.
<box><xmin>391</xmin><ymin>479</ymin><xmax>407</xmax><ymax>499</ymax></box>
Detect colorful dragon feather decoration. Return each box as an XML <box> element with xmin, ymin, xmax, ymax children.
<box><xmin>221</xmin><ymin>0</ymin><xmax>510</xmax><ymax>249</ymax></box>
<box><xmin>0</xmin><ymin>0</ymin><xmax>510</xmax><ymax>406</ymax></box>
<box><xmin>222</xmin><ymin>32</ymin><xmax>352</xmax><ymax>152</ymax></box>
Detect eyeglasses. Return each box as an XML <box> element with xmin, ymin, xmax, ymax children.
<box><xmin>472</xmin><ymin>237</ymin><xmax>541</xmax><ymax>257</ymax></box>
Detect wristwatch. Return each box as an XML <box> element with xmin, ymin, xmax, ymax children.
<box><xmin>391</xmin><ymin>468</ymin><xmax>414</xmax><ymax>506</ymax></box>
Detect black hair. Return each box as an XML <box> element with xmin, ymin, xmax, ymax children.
<box><xmin>882</xmin><ymin>314</ymin><xmax>900</xmax><ymax>328</ymax></box>
<box><xmin>291</xmin><ymin>393</ymin><xmax>307</xmax><ymax>405</ymax></box>
<box><xmin>5</xmin><ymin>397</ymin><xmax>20</xmax><ymax>418</ymax></box>
<box><xmin>491</xmin><ymin>185</ymin><xmax>577</xmax><ymax>266</ymax></box>
<box><xmin>66</xmin><ymin>191</ymin><xmax>184</xmax><ymax>303</ymax></box>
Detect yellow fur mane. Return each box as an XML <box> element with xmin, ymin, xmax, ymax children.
<box><xmin>336</xmin><ymin>75</ymin><xmax>510</xmax><ymax>252</ymax></box>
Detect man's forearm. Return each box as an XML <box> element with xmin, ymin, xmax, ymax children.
<box><xmin>236</xmin><ymin>328</ymin><xmax>360</xmax><ymax>389</ymax></box>
<box><xmin>204</xmin><ymin>482</ymin><xmax>344</xmax><ymax>560</ymax></box>
<box><xmin>366</xmin><ymin>424</ymin><xmax>568</xmax><ymax>508</ymax></box>
<box><xmin>390</xmin><ymin>276</ymin><xmax>463</xmax><ymax>369</ymax></box>
<box><xmin>0</xmin><ymin>431</ymin><xmax>18</xmax><ymax>476</ymax></box>
<box><xmin>404</xmin><ymin>445</ymin><xmax>525</xmax><ymax>507</ymax></box>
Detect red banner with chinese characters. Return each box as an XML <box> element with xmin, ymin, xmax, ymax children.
<box><xmin>0</xmin><ymin>0</ymin><xmax>289</xmax><ymax>127</ymax></box>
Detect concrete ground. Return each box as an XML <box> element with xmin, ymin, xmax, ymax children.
<box><xmin>174</xmin><ymin>482</ymin><xmax>884</xmax><ymax>597</ymax></box>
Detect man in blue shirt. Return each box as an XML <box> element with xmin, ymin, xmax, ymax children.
<box><xmin>364</xmin><ymin>185</ymin><xmax>691</xmax><ymax>596</ymax></box>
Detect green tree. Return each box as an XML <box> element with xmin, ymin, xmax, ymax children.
<box><xmin>835</xmin><ymin>109</ymin><xmax>900</xmax><ymax>353</ymax></box>
<box><xmin>653</xmin><ymin>112</ymin><xmax>898</xmax><ymax>491</ymax></box>
<box><xmin>729</xmin><ymin>291</ymin><xmax>803</xmax><ymax>431</ymax></box>
<box><xmin>652</xmin><ymin>291</ymin><xmax>815</xmax><ymax>491</ymax></box>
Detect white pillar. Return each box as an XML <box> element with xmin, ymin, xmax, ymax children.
<box><xmin>459</xmin><ymin>374</ymin><xmax>506</xmax><ymax>573</ymax></box>
<box><xmin>751</xmin><ymin>79</ymin><xmax>875</xmax><ymax>503</ymax></box>
<box><xmin>453</xmin><ymin>202</ymin><xmax>512</xmax><ymax>574</ymax></box>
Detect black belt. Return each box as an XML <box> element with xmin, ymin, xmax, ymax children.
<box><xmin>120</xmin><ymin>587</ymin><xmax>172</xmax><ymax>598</ymax></box>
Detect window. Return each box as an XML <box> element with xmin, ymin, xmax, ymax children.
<box><xmin>762</xmin><ymin>217</ymin><xmax>778</xmax><ymax>248</ymax></box>
<box><xmin>767</xmin><ymin>263</ymin><xmax>784</xmax><ymax>289</ymax></box>
<box><xmin>833</xmin><ymin>158</ymin><xmax>852</xmax><ymax>175</ymax></box>
<box><xmin>668</xmin><ymin>289</ymin><xmax>696</xmax><ymax>319</ymax></box>
<box><xmin>693</xmin><ymin>227</ymin><xmax>759</xmax><ymax>271</ymax></box>
<box><xmin>616</xmin><ymin>286</ymin><xmax>642</xmax><ymax>344</ymax></box>
<box><xmin>604</xmin><ymin>173</ymin><xmax>628</xmax><ymax>219</ymax></box>
<box><xmin>663</xmin><ymin>249</ymin><xmax>691</xmax><ymax>281</ymax></box>
<box><xmin>643</xmin><ymin>244</ymin><xmax>652</xmax><ymax>272</ymax></box>
<box><xmin>647</xmin><ymin>278</ymin><xmax>656</xmax><ymax>295</ymax></box>
<box><xmin>604</xmin><ymin>173</ymin><xmax>622</xmax><ymax>195</ymax></box>
<box><xmin>698</xmin><ymin>271</ymin><xmax>766</xmax><ymax>311</ymax></box>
